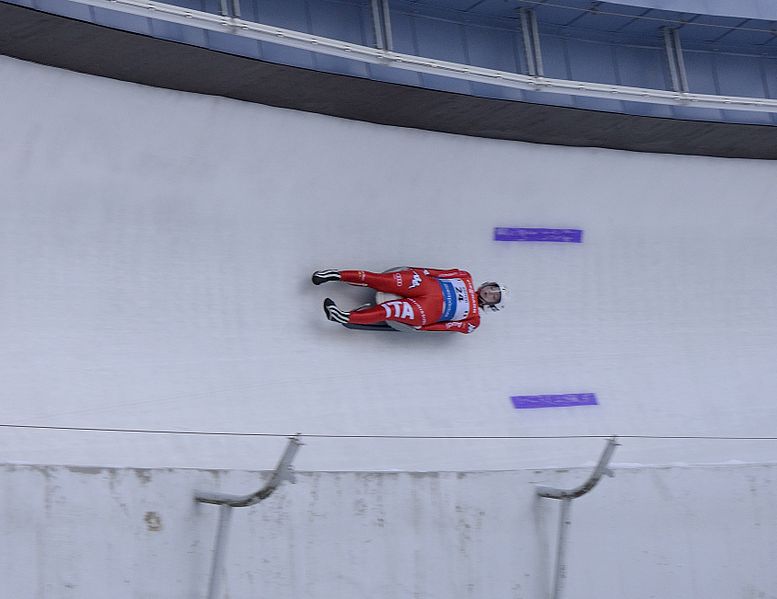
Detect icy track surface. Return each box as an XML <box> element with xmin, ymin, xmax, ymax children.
<box><xmin>1</xmin><ymin>55</ymin><xmax>777</xmax><ymax>472</ymax></box>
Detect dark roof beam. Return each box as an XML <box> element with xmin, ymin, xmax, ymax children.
<box><xmin>707</xmin><ymin>18</ymin><xmax>755</xmax><ymax>44</ymax></box>
<box><xmin>560</xmin><ymin>1</ymin><xmax>603</xmax><ymax>28</ymax></box>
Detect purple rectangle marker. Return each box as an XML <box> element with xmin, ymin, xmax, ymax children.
<box><xmin>494</xmin><ymin>228</ymin><xmax>583</xmax><ymax>243</ymax></box>
<box><xmin>511</xmin><ymin>393</ymin><xmax>598</xmax><ymax>409</ymax></box>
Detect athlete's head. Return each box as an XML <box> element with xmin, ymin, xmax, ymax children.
<box><xmin>477</xmin><ymin>282</ymin><xmax>507</xmax><ymax>312</ymax></box>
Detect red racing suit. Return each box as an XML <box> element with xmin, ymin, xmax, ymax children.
<box><xmin>340</xmin><ymin>268</ymin><xmax>481</xmax><ymax>334</ymax></box>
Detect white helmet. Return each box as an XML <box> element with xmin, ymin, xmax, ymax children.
<box><xmin>477</xmin><ymin>282</ymin><xmax>507</xmax><ymax>312</ymax></box>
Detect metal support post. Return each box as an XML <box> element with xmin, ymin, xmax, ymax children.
<box><xmin>519</xmin><ymin>8</ymin><xmax>536</xmax><ymax>76</ymax></box>
<box><xmin>663</xmin><ymin>28</ymin><xmax>688</xmax><ymax>93</ymax></box>
<box><xmin>672</xmin><ymin>29</ymin><xmax>689</xmax><ymax>93</ymax></box>
<box><xmin>379</xmin><ymin>0</ymin><xmax>394</xmax><ymax>51</ymax></box>
<box><xmin>195</xmin><ymin>435</ymin><xmax>303</xmax><ymax>599</ymax></box>
<box><xmin>218</xmin><ymin>0</ymin><xmax>241</xmax><ymax>19</ymax></box>
<box><xmin>371</xmin><ymin>0</ymin><xmax>385</xmax><ymax>50</ymax></box>
<box><xmin>536</xmin><ymin>436</ymin><xmax>619</xmax><ymax>599</ymax></box>
<box><xmin>530</xmin><ymin>8</ymin><xmax>544</xmax><ymax>77</ymax></box>
<box><xmin>664</xmin><ymin>28</ymin><xmax>680</xmax><ymax>92</ymax></box>
<box><xmin>519</xmin><ymin>8</ymin><xmax>544</xmax><ymax>77</ymax></box>
<box><xmin>206</xmin><ymin>504</ymin><xmax>233</xmax><ymax>599</ymax></box>
<box><xmin>552</xmin><ymin>498</ymin><xmax>572</xmax><ymax>599</ymax></box>
<box><xmin>371</xmin><ymin>0</ymin><xmax>394</xmax><ymax>51</ymax></box>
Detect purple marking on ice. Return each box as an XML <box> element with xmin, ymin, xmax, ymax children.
<box><xmin>511</xmin><ymin>393</ymin><xmax>598</xmax><ymax>409</ymax></box>
<box><xmin>494</xmin><ymin>228</ymin><xmax>583</xmax><ymax>243</ymax></box>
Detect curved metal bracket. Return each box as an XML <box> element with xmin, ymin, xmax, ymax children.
<box><xmin>194</xmin><ymin>435</ymin><xmax>303</xmax><ymax>599</ymax></box>
<box><xmin>535</xmin><ymin>436</ymin><xmax>618</xmax><ymax>599</ymax></box>
<box><xmin>195</xmin><ymin>434</ymin><xmax>302</xmax><ymax>507</ymax></box>
<box><xmin>536</xmin><ymin>436</ymin><xmax>619</xmax><ymax>500</ymax></box>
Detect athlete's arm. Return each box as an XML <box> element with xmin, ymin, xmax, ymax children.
<box><xmin>418</xmin><ymin>318</ymin><xmax>479</xmax><ymax>334</ymax></box>
<box><xmin>411</xmin><ymin>267</ymin><xmax>466</xmax><ymax>279</ymax></box>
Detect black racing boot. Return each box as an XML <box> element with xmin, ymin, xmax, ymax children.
<box><xmin>312</xmin><ymin>269</ymin><xmax>341</xmax><ymax>285</ymax></box>
<box><xmin>323</xmin><ymin>298</ymin><xmax>350</xmax><ymax>324</ymax></box>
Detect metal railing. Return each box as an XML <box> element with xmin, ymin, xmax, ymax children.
<box><xmin>64</xmin><ymin>0</ymin><xmax>777</xmax><ymax>114</ymax></box>
<box><xmin>536</xmin><ymin>436</ymin><xmax>619</xmax><ymax>599</ymax></box>
<box><xmin>195</xmin><ymin>434</ymin><xmax>303</xmax><ymax>599</ymax></box>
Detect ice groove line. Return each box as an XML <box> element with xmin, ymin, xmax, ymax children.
<box><xmin>1</xmin><ymin>423</ymin><xmax>777</xmax><ymax>441</ymax></box>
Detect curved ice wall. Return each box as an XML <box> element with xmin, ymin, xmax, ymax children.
<box><xmin>1</xmin><ymin>54</ymin><xmax>777</xmax><ymax>472</ymax></box>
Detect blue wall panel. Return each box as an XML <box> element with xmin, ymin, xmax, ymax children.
<box><xmin>719</xmin><ymin>109</ymin><xmax>773</xmax><ymax>125</ymax></box>
<box><xmin>714</xmin><ymin>53</ymin><xmax>767</xmax><ymax>98</ymax></box>
<box><xmin>683</xmin><ymin>51</ymin><xmax>720</xmax><ymax>94</ymax></box>
<box><xmin>254</xmin><ymin>0</ymin><xmax>310</xmax><ymax>31</ymax></box>
<box><xmin>761</xmin><ymin>58</ymin><xmax>777</xmax><ymax>125</ymax></box>
<box><xmin>762</xmin><ymin>58</ymin><xmax>777</xmax><ymax>99</ymax></box>
<box><xmin>237</xmin><ymin>0</ymin><xmax>261</xmax><ymax>21</ymax></box>
<box><xmin>462</xmin><ymin>24</ymin><xmax>521</xmax><ymax>73</ymax></box>
<box><xmin>92</xmin><ymin>7</ymin><xmax>152</xmax><ymax>35</ymax></box>
<box><xmin>521</xmin><ymin>90</ymin><xmax>576</xmax><ymax>108</ymax></box>
<box><xmin>149</xmin><ymin>19</ymin><xmax>208</xmax><ymax>46</ymax></box>
<box><xmin>419</xmin><ymin>73</ymin><xmax>473</xmax><ymax>95</ymax></box>
<box><xmin>469</xmin><ymin>82</ymin><xmax>527</xmax><ymax>102</ymax></box>
<box><xmin>412</xmin><ymin>16</ymin><xmax>468</xmax><ymax>63</ymax></box>
<box><xmin>367</xmin><ymin>64</ymin><xmax>423</xmax><ymax>87</ymax></box>
<box><xmin>620</xmin><ymin>100</ymin><xmax>674</xmax><ymax>118</ymax></box>
<box><xmin>259</xmin><ymin>43</ymin><xmax>317</xmax><ymax>69</ymax></box>
<box><xmin>162</xmin><ymin>0</ymin><xmax>209</xmax><ymax>9</ymax></box>
<box><xmin>308</xmin><ymin>0</ymin><xmax>369</xmax><ymax>45</ymax></box>
<box><xmin>540</xmin><ymin>36</ymin><xmax>572</xmax><ymax>80</ymax></box>
<box><xmin>565</xmin><ymin>39</ymin><xmax>619</xmax><ymax>85</ymax></box>
<box><xmin>386</xmin><ymin>11</ymin><xmax>418</xmax><ymax>56</ymax></box>
<box><xmin>200</xmin><ymin>0</ymin><xmax>222</xmax><ymax>15</ymax></box>
<box><xmin>572</xmin><ymin>96</ymin><xmax>625</xmax><ymax>113</ymax></box>
<box><xmin>34</xmin><ymin>0</ymin><xmax>92</xmax><ymax>19</ymax></box>
<box><xmin>206</xmin><ymin>31</ymin><xmax>262</xmax><ymax>58</ymax></box>
<box><xmin>671</xmin><ymin>105</ymin><xmax>725</xmax><ymax>121</ymax></box>
<box><xmin>614</xmin><ymin>45</ymin><xmax>669</xmax><ymax>90</ymax></box>
<box><xmin>149</xmin><ymin>19</ymin><xmax>184</xmax><ymax>43</ymax></box>
<box><xmin>314</xmin><ymin>55</ymin><xmax>371</xmax><ymax>77</ymax></box>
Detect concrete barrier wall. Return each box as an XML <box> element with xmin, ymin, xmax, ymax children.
<box><xmin>2</xmin><ymin>462</ymin><xmax>775</xmax><ymax>598</ymax></box>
